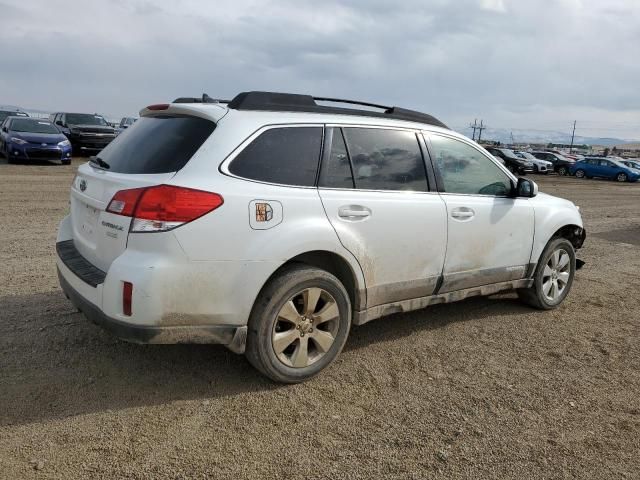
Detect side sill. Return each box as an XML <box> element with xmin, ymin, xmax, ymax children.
<box><xmin>352</xmin><ymin>278</ymin><xmax>533</xmax><ymax>326</ymax></box>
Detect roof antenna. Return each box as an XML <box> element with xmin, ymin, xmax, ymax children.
<box><xmin>202</xmin><ymin>93</ymin><xmax>214</xmax><ymax>103</ymax></box>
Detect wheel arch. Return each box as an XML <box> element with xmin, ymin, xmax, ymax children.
<box><xmin>533</xmin><ymin>223</ymin><xmax>585</xmax><ymax>265</ymax></box>
<box><xmin>253</xmin><ymin>250</ymin><xmax>366</xmax><ymax>315</ymax></box>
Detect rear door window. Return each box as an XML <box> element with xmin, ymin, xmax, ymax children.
<box><xmin>342</xmin><ymin>127</ymin><xmax>428</xmax><ymax>191</ymax></box>
<box><xmin>229</xmin><ymin>127</ymin><xmax>322</xmax><ymax>186</ymax></box>
<box><xmin>318</xmin><ymin>128</ymin><xmax>354</xmax><ymax>189</ymax></box>
<box><xmin>97</xmin><ymin>115</ymin><xmax>215</xmax><ymax>174</ymax></box>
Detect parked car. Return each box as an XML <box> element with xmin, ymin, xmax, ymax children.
<box><xmin>56</xmin><ymin>91</ymin><xmax>586</xmax><ymax>383</ymax></box>
<box><xmin>116</xmin><ymin>116</ymin><xmax>137</xmax><ymax>135</ymax></box>
<box><xmin>621</xmin><ymin>159</ymin><xmax>640</xmax><ymax>170</ymax></box>
<box><xmin>484</xmin><ymin>147</ymin><xmax>534</xmax><ymax>175</ymax></box>
<box><xmin>0</xmin><ymin>108</ymin><xmax>28</xmax><ymax>123</ymax></box>
<box><xmin>570</xmin><ymin>157</ymin><xmax>640</xmax><ymax>182</ymax></box>
<box><xmin>0</xmin><ymin>116</ymin><xmax>72</xmax><ymax>164</ymax></box>
<box><xmin>531</xmin><ymin>151</ymin><xmax>575</xmax><ymax>176</ymax></box>
<box><xmin>50</xmin><ymin>112</ymin><xmax>116</xmax><ymax>155</ymax></box>
<box><xmin>515</xmin><ymin>151</ymin><xmax>552</xmax><ymax>174</ymax></box>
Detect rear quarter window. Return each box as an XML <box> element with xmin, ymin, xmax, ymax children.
<box><xmin>97</xmin><ymin>115</ymin><xmax>215</xmax><ymax>174</ymax></box>
<box><xmin>229</xmin><ymin>127</ymin><xmax>323</xmax><ymax>186</ymax></box>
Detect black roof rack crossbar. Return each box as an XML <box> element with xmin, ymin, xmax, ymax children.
<box><xmin>313</xmin><ymin>97</ymin><xmax>391</xmax><ymax>111</ymax></box>
<box><xmin>225</xmin><ymin>91</ymin><xmax>448</xmax><ymax>129</ymax></box>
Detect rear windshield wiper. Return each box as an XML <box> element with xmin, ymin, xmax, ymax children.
<box><xmin>89</xmin><ymin>156</ymin><xmax>110</xmax><ymax>170</ymax></box>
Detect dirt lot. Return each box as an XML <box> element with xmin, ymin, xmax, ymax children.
<box><xmin>1</xmin><ymin>158</ymin><xmax>639</xmax><ymax>479</ymax></box>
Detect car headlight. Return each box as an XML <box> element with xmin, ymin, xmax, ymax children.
<box><xmin>10</xmin><ymin>137</ymin><xmax>27</xmax><ymax>145</ymax></box>
<box><xmin>58</xmin><ymin>140</ymin><xmax>71</xmax><ymax>147</ymax></box>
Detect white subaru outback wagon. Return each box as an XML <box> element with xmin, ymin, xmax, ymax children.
<box><xmin>57</xmin><ymin>91</ymin><xmax>586</xmax><ymax>383</ymax></box>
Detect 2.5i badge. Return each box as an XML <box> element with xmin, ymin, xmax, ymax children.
<box><xmin>249</xmin><ymin>200</ymin><xmax>282</xmax><ymax>230</ymax></box>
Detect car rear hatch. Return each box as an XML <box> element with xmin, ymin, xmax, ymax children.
<box><xmin>68</xmin><ymin>109</ymin><xmax>220</xmax><ymax>273</ymax></box>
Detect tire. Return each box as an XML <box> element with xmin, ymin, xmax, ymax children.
<box><xmin>616</xmin><ymin>172</ymin><xmax>628</xmax><ymax>182</ymax></box>
<box><xmin>557</xmin><ymin>166</ymin><xmax>568</xmax><ymax>176</ymax></box>
<box><xmin>575</xmin><ymin>169</ymin><xmax>586</xmax><ymax>179</ymax></box>
<box><xmin>518</xmin><ymin>237</ymin><xmax>576</xmax><ymax>310</ymax></box>
<box><xmin>245</xmin><ymin>264</ymin><xmax>352</xmax><ymax>383</ymax></box>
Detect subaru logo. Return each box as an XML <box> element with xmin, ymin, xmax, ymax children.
<box><xmin>79</xmin><ymin>179</ymin><xmax>87</xmax><ymax>192</ymax></box>
<box><xmin>41</xmin><ymin>143</ymin><xmax>47</xmax><ymax>147</ymax></box>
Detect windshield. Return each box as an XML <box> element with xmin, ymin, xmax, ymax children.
<box><xmin>517</xmin><ymin>152</ymin><xmax>536</xmax><ymax>160</ymax></box>
<box><xmin>66</xmin><ymin>113</ymin><xmax>108</xmax><ymax>126</ymax></box>
<box><xmin>10</xmin><ymin>118</ymin><xmax>60</xmax><ymax>134</ymax></box>
<box><xmin>500</xmin><ymin>149</ymin><xmax>521</xmax><ymax>160</ymax></box>
<box><xmin>0</xmin><ymin>111</ymin><xmax>28</xmax><ymax>122</ymax></box>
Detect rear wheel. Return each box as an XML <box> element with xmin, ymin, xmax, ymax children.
<box><xmin>246</xmin><ymin>265</ymin><xmax>351</xmax><ymax>383</ymax></box>
<box><xmin>616</xmin><ymin>172</ymin><xmax>628</xmax><ymax>182</ymax></box>
<box><xmin>574</xmin><ymin>169</ymin><xmax>586</xmax><ymax>179</ymax></box>
<box><xmin>518</xmin><ymin>238</ymin><xmax>576</xmax><ymax>310</ymax></box>
<box><xmin>557</xmin><ymin>166</ymin><xmax>568</xmax><ymax>176</ymax></box>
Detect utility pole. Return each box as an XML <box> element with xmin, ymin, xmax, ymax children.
<box><xmin>469</xmin><ymin>119</ymin><xmax>478</xmax><ymax>141</ymax></box>
<box><xmin>477</xmin><ymin>120</ymin><xmax>486</xmax><ymax>142</ymax></box>
<box><xmin>510</xmin><ymin>131</ymin><xmax>515</xmax><ymax>146</ymax></box>
<box><xmin>569</xmin><ymin>120</ymin><xmax>576</xmax><ymax>153</ymax></box>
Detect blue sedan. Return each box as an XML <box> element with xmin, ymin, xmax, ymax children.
<box><xmin>570</xmin><ymin>157</ymin><xmax>640</xmax><ymax>183</ymax></box>
<box><xmin>0</xmin><ymin>117</ymin><xmax>72</xmax><ymax>164</ymax></box>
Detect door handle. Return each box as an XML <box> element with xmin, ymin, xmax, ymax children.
<box><xmin>451</xmin><ymin>207</ymin><xmax>475</xmax><ymax>220</ymax></box>
<box><xmin>338</xmin><ymin>205</ymin><xmax>371</xmax><ymax>219</ymax></box>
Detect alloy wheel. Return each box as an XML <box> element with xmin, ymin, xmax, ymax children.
<box><xmin>272</xmin><ymin>287</ymin><xmax>341</xmax><ymax>368</ymax></box>
<box><xmin>617</xmin><ymin>173</ymin><xmax>627</xmax><ymax>182</ymax></box>
<box><xmin>575</xmin><ymin>170</ymin><xmax>585</xmax><ymax>178</ymax></box>
<box><xmin>542</xmin><ymin>248</ymin><xmax>571</xmax><ymax>302</ymax></box>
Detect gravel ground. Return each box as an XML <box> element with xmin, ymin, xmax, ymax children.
<box><xmin>1</xmin><ymin>158</ymin><xmax>639</xmax><ymax>479</ymax></box>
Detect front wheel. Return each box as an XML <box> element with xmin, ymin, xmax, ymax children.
<box><xmin>616</xmin><ymin>172</ymin><xmax>628</xmax><ymax>182</ymax></box>
<box><xmin>557</xmin><ymin>166</ymin><xmax>568</xmax><ymax>176</ymax></box>
<box><xmin>246</xmin><ymin>265</ymin><xmax>352</xmax><ymax>383</ymax></box>
<box><xmin>518</xmin><ymin>238</ymin><xmax>576</xmax><ymax>310</ymax></box>
<box><xmin>574</xmin><ymin>169</ymin><xmax>586</xmax><ymax>179</ymax></box>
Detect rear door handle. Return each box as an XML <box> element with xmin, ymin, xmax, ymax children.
<box><xmin>451</xmin><ymin>207</ymin><xmax>475</xmax><ymax>220</ymax></box>
<box><xmin>338</xmin><ymin>205</ymin><xmax>371</xmax><ymax>220</ymax></box>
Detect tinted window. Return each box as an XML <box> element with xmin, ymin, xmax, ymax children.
<box><xmin>343</xmin><ymin>128</ymin><xmax>427</xmax><ymax>191</ymax></box>
<box><xmin>318</xmin><ymin>128</ymin><xmax>353</xmax><ymax>189</ymax></box>
<box><xmin>97</xmin><ymin>115</ymin><xmax>215</xmax><ymax>174</ymax></box>
<box><xmin>229</xmin><ymin>127</ymin><xmax>322</xmax><ymax>186</ymax></box>
<box><xmin>430</xmin><ymin>135</ymin><xmax>512</xmax><ymax>196</ymax></box>
<box><xmin>599</xmin><ymin>160</ymin><xmax>611</xmax><ymax>167</ymax></box>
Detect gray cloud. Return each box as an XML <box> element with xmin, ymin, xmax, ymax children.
<box><xmin>1</xmin><ymin>0</ymin><xmax>638</xmax><ymax>138</ymax></box>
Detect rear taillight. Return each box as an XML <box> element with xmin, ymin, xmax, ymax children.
<box><xmin>106</xmin><ymin>185</ymin><xmax>223</xmax><ymax>232</ymax></box>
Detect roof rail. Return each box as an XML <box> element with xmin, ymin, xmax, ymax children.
<box><xmin>173</xmin><ymin>93</ymin><xmax>231</xmax><ymax>104</ymax></box>
<box><xmin>226</xmin><ymin>91</ymin><xmax>448</xmax><ymax>129</ymax></box>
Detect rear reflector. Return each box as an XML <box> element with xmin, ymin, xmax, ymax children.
<box><xmin>123</xmin><ymin>282</ymin><xmax>133</xmax><ymax>316</ymax></box>
<box><xmin>106</xmin><ymin>185</ymin><xmax>223</xmax><ymax>232</ymax></box>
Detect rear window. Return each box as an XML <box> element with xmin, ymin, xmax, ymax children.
<box><xmin>97</xmin><ymin>116</ymin><xmax>215</xmax><ymax>174</ymax></box>
<box><xmin>229</xmin><ymin>127</ymin><xmax>322</xmax><ymax>186</ymax></box>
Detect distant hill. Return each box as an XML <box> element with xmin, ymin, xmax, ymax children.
<box><xmin>456</xmin><ymin>127</ymin><xmax>639</xmax><ymax>147</ymax></box>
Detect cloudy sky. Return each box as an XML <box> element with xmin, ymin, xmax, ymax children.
<box><xmin>1</xmin><ymin>0</ymin><xmax>639</xmax><ymax>139</ymax></box>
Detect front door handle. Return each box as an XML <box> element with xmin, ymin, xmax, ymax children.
<box><xmin>338</xmin><ymin>205</ymin><xmax>371</xmax><ymax>220</ymax></box>
<box><xmin>451</xmin><ymin>207</ymin><xmax>475</xmax><ymax>220</ymax></box>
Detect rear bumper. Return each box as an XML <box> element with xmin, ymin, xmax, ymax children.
<box><xmin>58</xmin><ymin>266</ymin><xmax>247</xmax><ymax>353</ymax></box>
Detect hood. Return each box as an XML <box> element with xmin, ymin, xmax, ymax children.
<box><xmin>68</xmin><ymin>124</ymin><xmax>115</xmax><ymax>133</ymax></box>
<box><xmin>532</xmin><ymin>192</ymin><xmax>578</xmax><ymax>211</ymax></box>
<box><xmin>9</xmin><ymin>131</ymin><xmax>67</xmax><ymax>144</ymax></box>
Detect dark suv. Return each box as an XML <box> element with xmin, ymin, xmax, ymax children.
<box><xmin>485</xmin><ymin>147</ymin><xmax>534</xmax><ymax>175</ymax></box>
<box><xmin>531</xmin><ymin>151</ymin><xmax>575</xmax><ymax>176</ymax></box>
<box><xmin>50</xmin><ymin>112</ymin><xmax>116</xmax><ymax>154</ymax></box>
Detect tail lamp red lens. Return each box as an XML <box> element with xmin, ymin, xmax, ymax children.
<box><xmin>106</xmin><ymin>185</ymin><xmax>223</xmax><ymax>232</ymax></box>
<box><xmin>123</xmin><ymin>281</ymin><xmax>133</xmax><ymax>316</ymax></box>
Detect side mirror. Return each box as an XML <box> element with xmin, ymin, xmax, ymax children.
<box><xmin>516</xmin><ymin>177</ymin><xmax>538</xmax><ymax>198</ymax></box>
<box><xmin>56</xmin><ymin>120</ymin><xmax>64</xmax><ymax>126</ymax></box>
<box><xmin>1</xmin><ymin>127</ymin><xmax>7</xmax><ymax>133</ymax></box>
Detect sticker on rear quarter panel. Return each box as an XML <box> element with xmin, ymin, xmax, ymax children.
<box><xmin>249</xmin><ymin>200</ymin><xmax>283</xmax><ymax>230</ymax></box>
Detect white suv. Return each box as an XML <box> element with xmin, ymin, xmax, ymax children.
<box><xmin>56</xmin><ymin>91</ymin><xmax>586</xmax><ymax>383</ymax></box>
